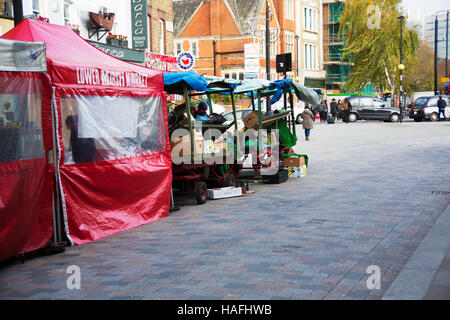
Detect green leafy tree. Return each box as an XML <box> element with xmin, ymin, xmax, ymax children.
<box><xmin>404</xmin><ymin>42</ymin><xmax>434</xmax><ymax>94</ymax></box>
<box><xmin>339</xmin><ymin>0</ymin><xmax>419</xmax><ymax>97</ymax></box>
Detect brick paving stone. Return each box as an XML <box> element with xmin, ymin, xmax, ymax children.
<box><xmin>0</xmin><ymin>122</ymin><xmax>449</xmax><ymax>299</ymax></box>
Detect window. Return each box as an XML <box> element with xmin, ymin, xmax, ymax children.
<box><xmin>285</xmin><ymin>32</ymin><xmax>294</xmax><ymax>53</ymax></box>
<box><xmin>285</xmin><ymin>0</ymin><xmax>294</xmax><ymax>20</ymax></box>
<box><xmin>304</xmin><ymin>8</ymin><xmax>307</xmax><ymax>29</ymax></box>
<box><xmin>239</xmin><ymin>73</ymin><xmax>244</xmax><ymax>81</ymax></box>
<box><xmin>313</xmin><ymin>45</ymin><xmax>316</xmax><ymax>69</ymax></box>
<box><xmin>159</xmin><ymin>19</ymin><xmax>165</xmax><ymax>54</ymax></box>
<box><xmin>304</xmin><ymin>7</ymin><xmax>318</xmax><ymax>32</ymax></box>
<box><xmin>191</xmin><ymin>42</ymin><xmax>198</xmax><ymax>57</ymax></box>
<box><xmin>428</xmin><ymin>97</ymin><xmax>438</xmax><ymax>106</ymax></box>
<box><xmin>60</xmin><ymin>95</ymin><xmax>166</xmax><ymax>164</ymax></box>
<box><xmin>32</xmin><ymin>0</ymin><xmax>40</xmax><ymax>16</ymax></box>
<box><xmin>63</xmin><ymin>2</ymin><xmax>70</xmax><ymax>26</ymax></box>
<box><xmin>224</xmin><ymin>73</ymin><xmax>230</xmax><ymax>79</ymax></box>
<box><xmin>176</xmin><ymin>43</ymin><xmax>182</xmax><ymax>56</ymax></box>
<box><xmin>304</xmin><ymin>44</ymin><xmax>308</xmax><ymax>68</ymax></box>
<box><xmin>0</xmin><ymin>77</ymin><xmax>44</xmax><ymax>163</ymax></box>
<box><xmin>305</xmin><ymin>43</ymin><xmax>318</xmax><ymax>70</ymax></box>
<box><xmin>309</xmin><ymin>9</ymin><xmax>312</xmax><ymax>30</ymax></box>
<box><xmin>361</xmin><ymin>97</ymin><xmax>374</xmax><ymax>108</ymax></box>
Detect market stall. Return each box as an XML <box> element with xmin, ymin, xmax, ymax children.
<box><xmin>165</xmin><ymin>72</ymin><xmax>246</xmax><ymax>204</ymax></box>
<box><xmin>2</xmin><ymin>19</ymin><xmax>172</xmax><ymax>246</ymax></box>
<box><xmin>0</xmin><ymin>38</ymin><xmax>53</xmax><ymax>261</ymax></box>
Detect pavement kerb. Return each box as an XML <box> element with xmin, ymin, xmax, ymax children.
<box><xmin>382</xmin><ymin>202</ymin><xmax>450</xmax><ymax>300</ymax></box>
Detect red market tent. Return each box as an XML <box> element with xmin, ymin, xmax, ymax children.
<box><xmin>0</xmin><ymin>38</ymin><xmax>53</xmax><ymax>261</ymax></box>
<box><xmin>2</xmin><ymin>19</ymin><xmax>172</xmax><ymax>248</ymax></box>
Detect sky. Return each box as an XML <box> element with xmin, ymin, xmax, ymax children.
<box><xmin>402</xmin><ymin>0</ymin><xmax>450</xmax><ymax>21</ymax></box>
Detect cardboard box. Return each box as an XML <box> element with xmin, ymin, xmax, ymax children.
<box><xmin>283</xmin><ymin>156</ymin><xmax>306</xmax><ymax>168</ymax></box>
<box><xmin>207</xmin><ymin>187</ymin><xmax>243</xmax><ymax>200</ymax></box>
<box><xmin>243</xmin><ymin>111</ymin><xmax>260</xmax><ymax>130</ymax></box>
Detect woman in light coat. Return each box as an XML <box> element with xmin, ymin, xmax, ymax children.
<box><xmin>301</xmin><ymin>105</ymin><xmax>314</xmax><ymax>141</ymax></box>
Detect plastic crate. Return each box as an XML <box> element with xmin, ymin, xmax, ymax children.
<box><xmin>262</xmin><ymin>169</ymin><xmax>288</xmax><ymax>184</ymax></box>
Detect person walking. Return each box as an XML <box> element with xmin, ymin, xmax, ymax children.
<box><xmin>301</xmin><ymin>105</ymin><xmax>314</xmax><ymax>141</ymax></box>
<box><xmin>337</xmin><ymin>99</ymin><xmax>343</xmax><ymax>121</ymax></box>
<box><xmin>323</xmin><ymin>99</ymin><xmax>328</xmax><ymax>121</ymax></box>
<box><xmin>437</xmin><ymin>95</ymin><xmax>447</xmax><ymax>121</ymax></box>
<box><xmin>317</xmin><ymin>102</ymin><xmax>324</xmax><ymax>122</ymax></box>
<box><xmin>343</xmin><ymin>98</ymin><xmax>351</xmax><ymax>123</ymax></box>
<box><xmin>330</xmin><ymin>98</ymin><xmax>338</xmax><ymax>122</ymax></box>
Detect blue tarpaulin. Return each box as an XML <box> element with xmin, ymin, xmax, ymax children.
<box><xmin>163</xmin><ymin>71</ymin><xmax>208</xmax><ymax>94</ymax></box>
<box><xmin>269</xmin><ymin>79</ymin><xmax>293</xmax><ymax>105</ymax></box>
<box><xmin>269</xmin><ymin>79</ymin><xmax>322</xmax><ymax>106</ymax></box>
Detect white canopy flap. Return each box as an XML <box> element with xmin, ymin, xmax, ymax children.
<box><xmin>0</xmin><ymin>38</ymin><xmax>47</xmax><ymax>72</ymax></box>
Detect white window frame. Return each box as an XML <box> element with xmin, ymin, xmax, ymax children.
<box><xmin>159</xmin><ymin>19</ymin><xmax>165</xmax><ymax>54</ymax></box>
<box><xmin>175</xmin><ymin>42</ymin><xmax>182</xmax><ymax>56</ymax></box>
<box><xmin>285</xmin><ymin>0</ymin><xmax>294</xmax><ymax>20</ymax></box>
<box><xmin>32</xmin><ymin>0</ymin><xmax>40</xmax><ymax>16</ymax></box>
<box><xmin>190</xmin><ymin>41</ymin><xmax>198</xmax><ymax>58</ymax></box>
<box><xmin>63</xmin><ymin>1</ymin><xmax>71</xmax><ymax>26</ymax></box>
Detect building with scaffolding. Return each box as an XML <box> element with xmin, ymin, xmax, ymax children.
<box><xmin>322</xmin><ymin>0</ymin><xmax>374</xmax><ymax>96</ymax></box>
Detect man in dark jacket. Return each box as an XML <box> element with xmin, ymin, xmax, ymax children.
<box><xmin>330</xmin><ymin>99</ymin><xmax>338</xmax><ymax>121</ymax></box>
<box><xmin>437</xmin><ymin>95</ymin><xmax>447</xmax><ymax>121</ymax></box>
<box><xmin>65</xmin><ymin>115</ymin><xmax>96</xmax><ymax>164</ymax></box>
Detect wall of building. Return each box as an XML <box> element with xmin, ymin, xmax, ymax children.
<box><xmin>148</xmin><ymin>0</ymin><xmax>174</xmax><ymax>55</ymax></box>
<box><xmin>0</xmin><ymin>1</ymin><xmax>174</xmax><ymax>58</ymax></box>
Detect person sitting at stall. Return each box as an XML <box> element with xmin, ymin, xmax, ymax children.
<box><xmin>65</xmin><ymin>115</ymin><xmax>96</xmax><ymax>164</ymax></box>
<box><xmin>1</xmin><ymin>102</ymin><xmax>14</xmax><ymax>126</ymax></box>
<box><xmin>195</xmin><ymin>101</ymin><xmax>210</xmax><ymax>122</ymax></box>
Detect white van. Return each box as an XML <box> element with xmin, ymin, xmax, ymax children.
<box><xmin>407</xmin><ymin>91</ymin><xmax>435</xmax><ymax>106</ymax></box>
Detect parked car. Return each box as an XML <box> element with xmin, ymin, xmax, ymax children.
<box><xmin>222</xmin><ymin>108</ymin><xmax>253</xmax><ymax>122</ymax></box>
<box><xmin>407</xmin><ymin>91</ymin><xmax>435</xmax><ymax>108</ymax></box>
<box><xmin>408</xmin><ymin>95</ymin><xmax>450</xmax><ymax>122</ymax></box>
<box><xmin>346</xmin><ymin>96</ymin><xmax>401</xmax><ymax>122</ymax></box>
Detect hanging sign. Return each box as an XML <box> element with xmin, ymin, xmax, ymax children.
<box><xmin>176</xmin><ymin>52</ymin><xmax>195</xmax><ymax>71</ymax></box>
<box><xmin>131</xmin><ymin>0</ymin><xmax>148</xmax><ymax>50</ymax></box>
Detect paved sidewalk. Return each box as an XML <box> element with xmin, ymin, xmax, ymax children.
<box><xmin>0</xmin><ymin>121</ymin><xmax>449</xmax><ymax>300</ymax></box>
<box><xmin>424</xmin><ymin>246</ymin><xmax>450</xmax><ymax>299</ymax></box>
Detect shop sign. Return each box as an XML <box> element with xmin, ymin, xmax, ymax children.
<box><xmin>131</xmin><ymin>0</ymin><xmax>148</xmax><ymax>50</ymax></box>
<box><xmin>146</xmin><ymin>52</ymin><xmax>178</xmax><ymax>72</ymax></box>
<box><xmin>88</xmin><ymin>41</ymin><xmax>145</xmax><ymax>63</ymax></box>
<box><xmin>177</xmin><ymin>52</ymin><xmax>195</xmax><ymax>71</ymax></box>
<box><xmin>245</xmin><ymin>43</ymin><xmax>259</xmax><ymax>79</ymax></box>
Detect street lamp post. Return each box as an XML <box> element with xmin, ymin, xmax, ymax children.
<box><xmin>12</xmin><ymin>0</ymin><xmax>24</xmax><ymax>26</ymax></box>
<box><xmin>295</xmin><ymin>35</ymin><xmax>300</xmax><ymax>79</ymax></box>
<box><xmin>265</xmin><ymin>0</ymin><xmax>270</xmax><ymax>81</ymax></box>
<box><xmin>398</xmin><ymin>15</ymin><xmax>405</xmax><ymax>123</ymax></box>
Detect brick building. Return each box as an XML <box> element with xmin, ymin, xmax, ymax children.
<box><xmin>0</xmin><ymin>0</ymin><xmax>175</xmax><ymax>65</ymax></box>
<box><xmin>148</xmin><ymin>0</ymin><xmax>174</xmax><ymax>55</ymax></box>
<box><xmin>0</xmin><ymin>0</ymin><xmax>14</xmax><ymax>35</ymax></box>
<box><xmin>173</xmin><ymin>0</ymin><xmax>325</xmax><ymax>89</ymax></box>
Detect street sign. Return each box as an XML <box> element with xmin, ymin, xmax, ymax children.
<box><xmin>245</xmin><ymin>43</ymin><xmax>260</xmax><ymax>79</ymax></box>
<box><xmin>441</xmin><ymin>77</ymin><xmax>450</xmax><ymax>83</ymax></box>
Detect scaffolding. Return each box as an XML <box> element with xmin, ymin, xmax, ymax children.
<box><xmin>325</xmin><ymin>1</ymin><xmax>352</xmax><ymax>91</ymax></box>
